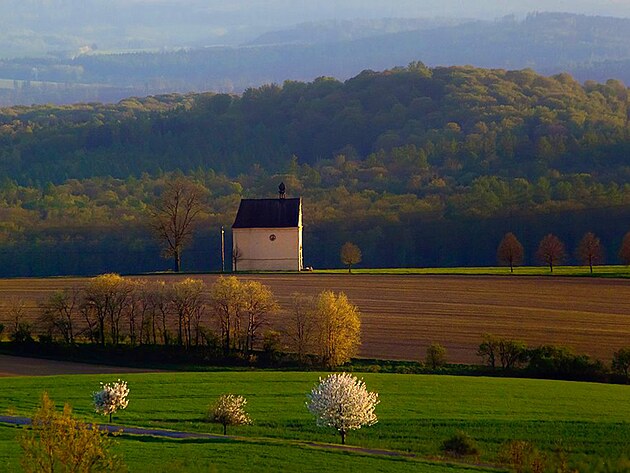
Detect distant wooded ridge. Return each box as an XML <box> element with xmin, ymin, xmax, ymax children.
<box><xmin>0</xmin><ymin>63</ymin><xmax>629</xmax><ymax>275</ymax></box>
<box><xmin>3</xmin><ymin>12</ymin><xmax>630</xmax><ymax>106</ymax></box>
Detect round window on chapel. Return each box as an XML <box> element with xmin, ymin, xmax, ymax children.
<box><xmin>269</xmin><ymin>234</ymin><xmax>276</xmax><ymax>241</ymax></box>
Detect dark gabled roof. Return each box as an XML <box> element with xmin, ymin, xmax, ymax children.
<box><xmin>232</xmin><ymin>198</ymin><xmax>301</xmax><ymax>228</ymax></box>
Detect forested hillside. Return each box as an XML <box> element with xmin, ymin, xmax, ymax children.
<box><xmin>2</xmin><ymin>64</ymin><xmax>630</xmax><ymax>275</ymax></box>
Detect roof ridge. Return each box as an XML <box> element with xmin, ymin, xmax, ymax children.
<box><xmin>232</xmin><ymin>197</ymin><xmax>302</xmax><ymax>229</ymax></box>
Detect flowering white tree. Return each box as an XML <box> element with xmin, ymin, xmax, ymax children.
<box><xmin>306</xmin><ymin>372</ymin><xmax>379</xmax><ymax>444</ymax></box>
<box><xmin>92</xmin><ymin>379</ymin><xmax>129</xmax><ymax>423</ymax></box>
<box><xmin>208</xmin><ymin>394</ymin><xmax>252</xmax><ymax>435</ymax></box>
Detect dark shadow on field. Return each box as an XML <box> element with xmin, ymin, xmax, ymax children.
<box><xmin>144</xmin><ymin>417</ymin><xmax>208</xmax><ymax>424</ymax></box>
<box><xmin>116</xmin><ymin>434</ymin><xmax>235</xmax><ymax>445</ymax></box>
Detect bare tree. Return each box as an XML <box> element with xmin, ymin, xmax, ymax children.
<box><xmin>232</xmin><ymin>245</ymin><xmax>243</xmax><ymax>272</ymax></box>
<box><xmin>4</xmin><ymin>298</ymin><xmax>32</xmax><ymax>343</ymax></box>
<box><xmin>83</xmin><ymin>274</ymin><xmax>133</xmax><ymax>345</ymax></box>
<box><xmin>209</xmin><ymin>276</ymin><xmax>243</xmax><ymax>355</ymax></box>
<box><xmin>577</xmin><ymin>232</ymin><xmax>604</xmax><ymax>273</ymax></box>
<box><xmin>39</xmin><ymin>288</ymin><xmax>81</xmax><ymax>344</ymax></box>
<box><xmin>151</xmin><ymin>177</ymin><xmax>205</xmax><ymax>272</ymax></box>
<box><xmin>209</xmin><ymin>276</ymin><xmax>279</xmax><ymax>355</ymax></box>
<box><xmin>496</xmin><ymin>232</ymin><xmax>524</xmax><ymax>273</ymax></box>
<box><xmin>477</xmin><ymin>333</ymin><xmax>499</xmax><ymax>368</ymax></box>
<box><xmin>285</xmin><ymin>293</ymin><xmax>317</xmax><ymax>363</ymax></box>
<box><xmin>340</xmin><ymin>242</ymin><xmax>362</xmax><ymax>273</ymax></box>
<box><xmin>172</xmin><ymin>278</ymin><xmax>207</xmax><ymax>348</ymax></box>
<box><xmin>81</xmin><ymin>302</ymin><xmax>98</xmax><ymax>344</ymax></box>
<box><xmin>240</xmin><ymin>280</ymin><xmax>278</xmax><ymax>354</ymax></box>
<box><xmin>126</xmin><ymin>279</ymin><xmax>148</xmax><ymax>346</ymax></box>
<box><xmin>143</xmin><ymin>280</ymin><xmax>173</xmax><ymax>345</ymax></box>
<box><xmin>536</xmin><ymin>234</ymin><xmax>566</xmax><ymax>273</ymax></box>
<box><xmin>5</xmin><ymin>297</ymin><xmax>27</xmax><ymax>335</ymax></box>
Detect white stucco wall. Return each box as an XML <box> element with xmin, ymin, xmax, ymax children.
<box><xmin>233</xmin><ymin>227</ymin><xmax>303</xmax><ymax>271</ymax></box>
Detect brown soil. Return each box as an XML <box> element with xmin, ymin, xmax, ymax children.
<box><xmin>1</xmin><ymin>274</ymin><xmax>629</xmax><ymax>364</ymax></box>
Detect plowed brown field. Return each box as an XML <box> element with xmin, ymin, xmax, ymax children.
<box><xmin>1</xmin><ymin>274</ymin><xmax>629</xmax><ymax>364</ymax></box>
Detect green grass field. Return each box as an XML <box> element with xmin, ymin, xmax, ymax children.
<box><xmin>313</xmin><ymin>265</ymin><xmax>630</xmax><ymax>277</ymax></box>
<box><xmin>0</xmin><ymin>372</ymin><xmax>629</xmax><ymax>471</ymax></box>
<box><xmin>0</xmin><ymin>427</ymin><xmax>474</xmax><ymax>473</ymax></box>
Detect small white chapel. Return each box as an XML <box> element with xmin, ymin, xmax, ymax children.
<box><xmin>231</xmin><ymin>183</ymin><xmax>303</xmax><ymax>271</ymax></box>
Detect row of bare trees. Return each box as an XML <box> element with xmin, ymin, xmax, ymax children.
<box><xmin>496</xmin><ymin>231</ymin><xmax>630</xmax><ymax>273</ymax></box>
<box><xmin>32</xmin><ymin>274</ymin><xmax>362</xmax><ymax>366</ymax></box>
<box><xmin>40</xmin><ymin>274</ymin><xmax>211</xmax><ymax>349</ymax></box>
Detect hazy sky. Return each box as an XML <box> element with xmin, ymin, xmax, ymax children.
<box><xmin>2</xmin><ymin>0</ymin><xmax>630</xmax><ymax>57</ymax></box>
<box><xmin>120</xmin><ymin>0</ymin><xmax>630</xmax><ymax>21</ymax></box>
<box><xmin>253</xmin><ymin>1</ymin><xmax>630</xmax><ymax>20</ymax></box>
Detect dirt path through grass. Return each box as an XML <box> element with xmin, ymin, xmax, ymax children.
<box><xmin>0</xmin><ymin>415</ymin><xmax>416</xmax><ymax>459</ymax></box>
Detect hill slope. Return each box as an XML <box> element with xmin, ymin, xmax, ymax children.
<box><xmin>2</xmin><ymin>64</ymin><xmax>630</xmax><ymax>274</ymax></box>
<box><xmin>1</xmin><ymin>63</ymin><xmax>629</xmax><ymax>183</ymax></box>
<box><xmin>0</xmin><ymin>372</ymin><xmax>628</xmax><ymax>470</ymax></box>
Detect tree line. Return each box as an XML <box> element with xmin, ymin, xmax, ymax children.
<box><xmin>497</xmin><ymin>230</ymin><xmax>630</xmax><ymax>272</ymax></box>
<box><xmin>4</xmin><ymin>274</ymin><xmax>361</xmax><ymax>368</ymax></box>
<box><xmin>477</xmin><ymin>333</ymin><xmax>630</xmax><ymax>383</ymax></box>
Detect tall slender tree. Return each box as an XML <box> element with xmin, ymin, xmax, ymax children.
<box><xmin>240</xmin><ymin>280</ymin><xmax>278</xmax><ymax>354</ymax></box>
<box><xmin>209</xmin><ymin>276</ymin><xmax>243</xmax><ymax>355</ymax></box>
<box><xmin>285</xmin><ymin>293</ymin><xmax>317</xmax><ymax>363</ymax></box>
<box><xmin>496</xmin><ymin>232</ymin><xmax>524</xmax><ymax>273</ymax></box>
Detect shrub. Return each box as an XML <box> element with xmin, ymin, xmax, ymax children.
<box><xmin>11</xmin><ymin>322</ymin><xmax>34</xmax><ymax>344</ymax></box>
<box><xmin>499</xmin><ymin>440</ymin><xmax>547</xmax><ymax>473</ymax></box>
<box><xmin>526</xmin><ymin>345</ymin><xmax>607</xmax><ymax>381</ymax></box>
<box><xmin>477</xmin><ymin>333</ymin><xmax>500</xmax><ymax>367</ymax></box>
<box><xmin>38</xmin><ymin>334</ymin><xmax>54</xmax><ymax>344</ymax></box>
<box><xmin>199</xmin><ymin>327</ymin><xmax>222</xmax><ymax>358</ymax></box>
<box><xmin>395</xmin><ymin>365</ymin><xmax>414</xmax><ymax>374</ymax></box>
<box><xmin>612</xmin><ymin>348</ymin><xmax>630</xmax><ymax>381</ymax></box>
<box><xmin>498</xmin><ymin>339</ymin><xmax>528</xmax><ymax>370</ymax></box>
<box><xmin>440</xmin><ymin>431</ymin><xmax>480</xmax><ymax>458</ymax></box>
<box><xmin>425</xmin><ymin>343</ymin><xmax>447</xmax><ymax>369</ymax></box>
<box><xmin>261</xmin><ymin>330</ymin><xmax>282</xmax><ymax>365</ymax></box>
<box><xmin>478</xmin><ymin>334</ymin><xmax>528</xmax><ymax>370</ymax></box>
<box><xmin>20</xmin><ymin>392</ymin><xmax>125</xmax><ymax>473</ymax></box>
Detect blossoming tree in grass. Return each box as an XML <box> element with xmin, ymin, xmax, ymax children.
<box><xmin>208</xmin><ymin>394</ymin><xmax>252</xmax><ymax>435</ymax></box>
<box><xmin>93</xmin><ymin>379</ymin><xmax>129</xmax><ymax>423</ymax></box>
<box><xmin>306</xmin><ymin>372</ymin><xmax>379</xmax><ymax>445</ymax></box>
